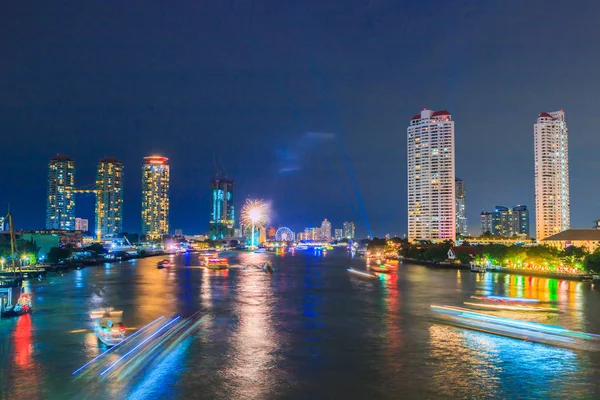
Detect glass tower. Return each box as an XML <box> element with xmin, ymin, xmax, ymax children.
<box><xmin>209</xmin><ymin>179</ymin><xmax>235</xmax><ymax>239</ymax></box>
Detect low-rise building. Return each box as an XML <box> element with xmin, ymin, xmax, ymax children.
<box><xmin>23</xmin><ymin>229</ymin><xmax>83</xmax><ymax>248</ymax></box>
<box><xmin>543</xmin><ymin>229</ymin><xmax>600</xmax><ymax>253</ymax></box>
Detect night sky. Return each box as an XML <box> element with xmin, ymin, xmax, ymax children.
<box><xmin>2</xmin><ymin>1</ymin><xmax>600</xmax><ymax>238</ymax></box>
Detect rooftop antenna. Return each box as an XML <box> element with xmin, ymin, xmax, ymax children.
<box><xmin>213</xmin><ymin>155</ymin><xmax>221</xmax><ymax>178</ymax></box>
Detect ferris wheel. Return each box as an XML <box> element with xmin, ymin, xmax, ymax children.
<box><xmin>275</xmin><ymin>227</ymin><xmax>294</xmax><ymax>242</ymax></box>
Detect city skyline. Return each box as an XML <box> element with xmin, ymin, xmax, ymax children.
<box><xmin>3</xmin><ymin>3</ymin><xmax>600</xmax><ymax>238</ymax></box>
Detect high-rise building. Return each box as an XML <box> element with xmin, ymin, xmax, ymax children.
<box><xmin>309</xmin><ymin>227</ymin><xmax>320</xmax><ymax>241</ymax></box>
<box><xmin>492</xmin><ymin>206</ymin><xmax>512</xmax><ymax>237</ymax></box>
<box><xmin>75</xmin><ymin>218</ymin><xmax>89</xmax><ymax>233</ymax></box>
<box><xmin>334</xmin><ymin>229</ymin><xmax>343</xmax><ymax>241</ymax></box>
<box><xmin>534</xmin><ymin>111</ymin><xmax>570</xmax><ymax>240</ymax></box>
<box><xmin>209</xmin><ymin>179</ymin><xmax>234</xmax><ymax>239</ymax></box>
<box><xmin>320</xmin><ymin>218</ymin><xmax>332</xmax><ymax>241</ymax></box>
<box><xmin>46</xmin><ymin>154</ymin><xmax>76</xmax><ymax>230</ymax></box>
<box><xmin>481</xmin><ymin>205</ymin><xmax>530</xmax><ymax>237</ymax></box>
<box><xmin>407</xmin><ymin>109</ymin><xmax>456</xmax><ymax>241</ymax></box>
<box><xmin>480</xmin><ymin>212</ymin><xmax>492</xmax><ymax>235</ymax></box>
<box><xmin>343</xmin><ymin>221</ymin><xmax>355</xmax><ymax>239</ymax></box>
<box><xmin>141</xmin><ymin>156</ymin><xmax>170</xmax><ymax>239</ymax></box>
<box><xmin>96</xmin><ymin>157</ymin><xmax>123</xmax><ymax>237</ymax></box>
<box><xmin>512</xmin><ymin>205</ymin><xmax>530</xmax><ymax>236</ymax></box>
<box><xmin>455</xmin><ymin>178</ymin><xmax>468</xmax><ymax>236</ymax></box>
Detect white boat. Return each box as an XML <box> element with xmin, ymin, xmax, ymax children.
<box><xmin>470</xmin><ymin>264</ymin><xmax>486</xmax><ymax>273</ymax></box>
<box><xmin>90</xmin><ymin>309</ymin><xmax>126</xmax><ymax>347</ymax></box>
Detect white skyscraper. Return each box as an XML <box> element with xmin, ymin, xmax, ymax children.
<box><xmin>407</xmin><ymin>109</ymin><xmax>455</xmax><ymax>241</ymax></box>
<box><xmin>320</xmin><ymin>218</ymin><xmax>332</xmax><ymax>241</ymax></box>
<box><xmin>534</xmin><ymin>111</ymin><xmax>570</xmax><ymax>240</ymax></box>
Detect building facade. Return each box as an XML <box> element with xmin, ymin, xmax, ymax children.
<box><xmin>407</xmin><ymin>109</ymin><xmax>456</xmax><ymax>241</ymax></box>
<box><xmin>512</xmin><ymin>205</ymin><xmax>530</xmax><ymax>236</ymax></box>
<box><xmin>75</xmin><ymin>218</ymin><xmax>89</xmax><ymax>232</ymax></box>
<box><xmin>209</xmin><ymin>179</ymin><xmax>235</xmax><ymax>239</ymax></box>
<box><xmin>455</xmin><ymin>178</ymin><xmax>468</xmax><ymax>236</ymax></box>
<box><xmin>534</xmin><ymin>111</ymin><xmax>570</xmax><ymax>240</ymax></box>
<box><xmin>320</xmin><ymin>219</ymin><xmax>332</xmax><ymax>241</ymax></box>
<box><xmin>343</xmin><ymin>221</ymin><xmax>355</xmax><ymax>239</ymax></box>
<box><xmin>96</xmin><ymin>157</ymin><xmax>124</xmax><ymax>237</ymax></box>
<box><xmin>481</xmin><ymin>205</ymin><xmax>530</xmax><ymax>237</ymax></box>
<box><xmin>141</xmin><ymin>156</ymin><xmax>170</xmax><ymax>239</ymax></box>
<box><xmin>491</xmin><ymin>206</ymin><xmax>512</xmax><ymax>237</ymax></box>
<box><xmin>46</xmin><ymin>154</ymin><xmax>76</xmax><ymax>230</ymax></box>
<box><xmin>334</xmin><ymin>229</ymin><xmax>343</xmax><ymax>241</ymax></box>
<box><xmin>480</xmin><ymin>212</ymin><xmax>492</xmax><ymax>235</ymax></box>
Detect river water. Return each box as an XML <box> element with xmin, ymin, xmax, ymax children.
<box><xmin>1</xmin><ymin>249</ymin><xmax>599</xmax><ymax>399</ymax></box>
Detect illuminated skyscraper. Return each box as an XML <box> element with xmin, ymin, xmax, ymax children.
<box><xmin>320</xmin><ymin>218</ymin><xmax>332</xmax><ymax>241</ymax></box>
<box><xmin>46</xmin><ymin>154</ymin><xmax>76</xmax><ymax>230</ymax></box>
<box><xmin>96</xmin><ymin>157</ymin><xmax>123</xmax><ymax>237</ymax></box>
<box><xmin>343</xmin><ymin>221</ymin><xmax>355</xmax><ymax>239</ymax></box>
<box><xmin>407</xmin><ymin>109</ymin><xmax>455</xmax><ymax>241</ymax></box>
<box><xmin>209</xmin><ymin>178</ymin><xmax>234</xmax><ymax>239</ymax></box>
<box><xmin>455</xmin><ymin>178</ymin><xmax>468</xmax><ymax>236</ymax></box>
<box><xmin>141</xmin><ymin>156</ymin><xmax>170</xmax><ymax>239</ymax></box>
<box><xmin>534</xmin><ymin>111</ymin><xmax>570</xmax><ymax>240</ymax></box>
<box><xmin>334</xmin><ymin>229</ymin><xmax>343</xmax><ymax>241</ymax></box>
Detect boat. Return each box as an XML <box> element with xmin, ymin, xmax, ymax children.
<box><xmin>470</xmin><ymin>295</ymin><xmax>540</xmax><ymax>304</ymax></box>
<box><xmin>470</xmin><ymin>264</ymin><xmax>486</xmax><ymax>272</ymax></box>
<box><xmin>253</xmin><ymin>248</ymin><xmax>267</xmax><ymax>254</ymax></box>
<box><xmin>370</xmin><ymin>265</ymin><xmax>390</xmax><ymax>273</ymax></box>
<box><xmin>295</xmin><ymin>244</ymin><xmax>309</xmax><ymax>251</ymax></box>
<box><xmin>347</xmin><ymin>268</ymin><xmax>375</xmax><ymax>279</ymax></box>
<box><xmin>207</xmin><ymin>258</ymin><xmax>229</xmax><ymax>270</ymax></box>
<box><xmin>431</xmin><ymin>305</ymin><xmax>600</xmax><ymax>351</ymax></box>
<box><xmin>90</xmin><ymin>309</ymin><xmax>126</xmax><ymax>347</ymax></box>
<box><xmin>262</xmin><ymin>261</ymin><xmax>276</xmax><ymax>273</ymax></box>
<box><xmin>157</xmin><ymin>259</ymin><xmax>171</xmax><ymax>269</ymax></box>
<box><xmin>1</xmin><ymin>293</ymin><xmax>32</xmax><ymax>318</ymax></box>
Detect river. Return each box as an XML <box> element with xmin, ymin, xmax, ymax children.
<box><xmin>1</xmin><ymin>249</ymin><xmax>599</xmax><ymax>399</ymax></box>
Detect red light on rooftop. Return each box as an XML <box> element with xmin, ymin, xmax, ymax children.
<box><xmin>144</xmin><ymin>156</ymin><xmax>168</xmax><ymax>165</ymax></box>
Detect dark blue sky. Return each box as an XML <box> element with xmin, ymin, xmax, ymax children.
<box><xmin>2</xmin><ymin>1</ymin><xmax>599</xmax><ymax>237</ymax></box>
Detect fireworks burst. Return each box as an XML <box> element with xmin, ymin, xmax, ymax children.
<box><xmin>240</xmin><ymin>199</ymin><xmax>269</xmax><ymax>229</ymax></box>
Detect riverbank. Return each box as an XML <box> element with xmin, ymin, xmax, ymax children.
<box><xmin>402</xmin><ymin>257</ymin><xmax>592</xmax><ymax>281</ymax></box>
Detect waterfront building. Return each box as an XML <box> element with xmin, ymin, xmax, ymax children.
<box><xmin>480</xmin><ymin>212</ymin><xmax>492</xmax><ymax>235</ymax></box>
<box><xmin>209</xmin><ymin>178</ymin><xmax>234</xmax><ymax>239</ymax></box>
<box><xmin>96</xmin><ymin>157</ymin><xmax>124</xmax><ymax>237</ymax></box>
<box><xmin>343</xmin><ymin>221</ymin><xmax>355</xmax><ymax>239</ymax></box>
<box><xmin>320</xmin><ymin>219</ymin><xmax>332</xmax><ymax>241</ymax></box>
<box><xmin>512</xmin><ymin>205</ymin><xmax>530</xmax><ymax>236</ymax></box>
<box><xmin>24</xmin><ymin>229</ymin><xmax>83</xmax><ymax>248</ymax></box>
<box><xmin>309</xmin><ymin>227</ymin><xmax>320</xmax><ymax>241</ymax></box>
<box><xmin>534</xmin><ymin>111</ymin><xmax>570</xmax><ymax>240</ymax></box>
<box><xmin>455</xmin><ymin>178</ymin><xmax>468</xmax><ymax>236</ymax></box>
<box><xmin>46</xmin><ymin>154</ymin><xmax>76</xmax><ymax>230</ymax></box>
<box><xmin>267</xmin><ymin>226</ymin><xmax>277</xmax><ymax>240</ymax></box>
<box><xmin>543</xmin><ymin>229</ymin><xmax>600</xmax><ymax>253</ymax></box>
<box><xmin>407</xmin><ymin>109</ymin><xmax>455</xmax><ymax>241</ymax></box>
<box><xmin>141</xmin><ymin>156</ymin><xmax>170</xmax><ymax>239</ymax></box>
<box><xmin>75</xmin><ymin>218</ymin><xmax>88</xmax><ymax>233</ymax></box>
<box><xmin>334</xmin><ymin>229</ymin><xmax>343</xmax><ymax>241</ymax></box>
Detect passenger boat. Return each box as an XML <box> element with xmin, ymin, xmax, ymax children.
<box><xmin>90</xmin><ymin>309</ymin><xmax>126</xmax><ymax>347</ymax></box>
<box><xmin>207</xmin><ymin>258</ymin><xmax>229</xmax><ymax>270</ymax></box>
<box><xmin>1</xmin><ymin>293</ymin><xmax>32</xmax><ymax>318</ymax></box>
<box><xmin>370</xmin><ymin>265</ymin><xmax>391</xmax><ymax>273</ymax></box>
<box><xmin>253</xmin><ymin>248</ymin><xmax>266</xmax><ymax>254</ymax></box>
<box><xmin>157</xmin><ymin>259</ymin><xmax>171</xmax><ymax>269</ymax></box>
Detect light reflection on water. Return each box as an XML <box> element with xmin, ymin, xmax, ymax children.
<box><xmin>0</xmin><ymin>251</ymin><xmax>599</xmax><ymax>398</ymax></box>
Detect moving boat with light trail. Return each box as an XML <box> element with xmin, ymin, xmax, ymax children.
<box><xmin>91</xmin><ymin>309</ymin><xmax>126</xmax><ymax>347</ymax></box>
